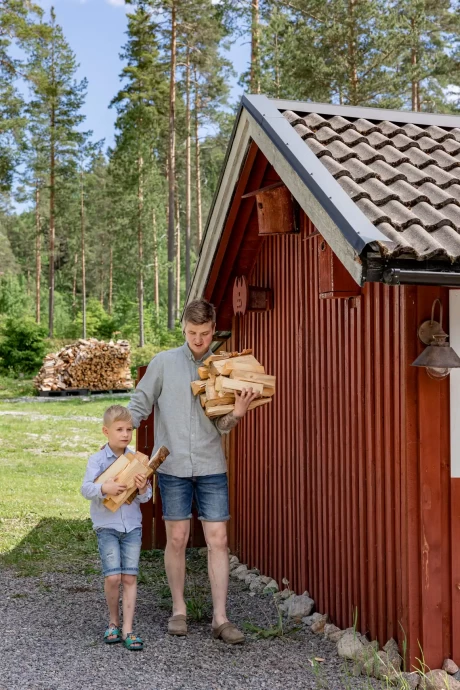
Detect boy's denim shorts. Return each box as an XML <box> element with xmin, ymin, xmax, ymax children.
<box><xmin>95</xmin><ymin>527</ymin><xmax>142</xmax><ymax>577</ymax></box>
<box><xmin>157</xmin><ymin>473</ymin><xmax>230</xmax><ymax>522</ymax></box>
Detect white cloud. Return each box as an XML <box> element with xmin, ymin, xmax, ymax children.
<box><xmin>106</xmin><ymin>0</ymin><xmax>125</xmax><ymax>6</ymax></box>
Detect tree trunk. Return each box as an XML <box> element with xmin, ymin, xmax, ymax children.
<box><xmin>410</xmin><ymin>18</ymin><xmax>419</xmax><ymax>111</ymax></box>
<box><xmin>108</xmin><ymin>245</ymin><xmax>113</xmax><ymax>316</ymax></box>
<box><xmin>185</xmin><ymin>47</ymin><xmax>191</xmax><ymax>294</ymax></box>
<box><xmin>175</xmin><ymin>192</ymin><xmax>181</xmax><ymax>319</ymax></box>
<box><xmin>251</xmin><ymin>0</ymin><xmax>260</xmax><ymax>94</ymax></box>
<box><xmin>48</xmin><ymin>103</ymin><xmax>55</xmax><ymax>338</ymax></box>
<box><xmin>347</xmin><ymin>0</ymin><xmax>358</xmax><ymax>105</ymax></box>
<box><xmin>80</xmin><ymin>170</ymin><xmax>86</xmax><ymax>339</ymax></box>
<box><xmin>138</xmin><ymin>155</ymin><xmax>144</xmax><ymax>347</ymax></box>
<box><xmin>35</xmin><ymin>186</ymin><xmax>41</xmax><ymax>324</ymax></box>
<box><xmin>72</xmin><ymin>252</ymin><xmax>78</xmax><ymax>319</ymax></box>
<box><xmin>194</xmin><ymin>69</ymin><xmax>202</xmax><ymax>252</ymax></box>
<box><xmin>153</xmin><ymin>209</ymin><xmax>159</xmax><ymax>319</ymax></box>
<box><xmin>167</xmin><ymin>1</ymin><xmax>177</xmax><ymax>330</ymax></box>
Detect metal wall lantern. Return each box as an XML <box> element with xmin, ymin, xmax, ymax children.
<box><xmin>411</xmin><ymin>298</ymin><xmax>460</xmax><ymax>379</ymax></box>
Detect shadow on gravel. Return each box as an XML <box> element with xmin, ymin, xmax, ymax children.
<box><xmin>0</xmin><ymin>517</ymin><xmax>97</xmax><ymax>576</ymax></box>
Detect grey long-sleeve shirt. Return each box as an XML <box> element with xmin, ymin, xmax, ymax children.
<box><xmin>128</xmin><ymin>342</ymin><xmax>228</xmax><ymax>477</ymax></box>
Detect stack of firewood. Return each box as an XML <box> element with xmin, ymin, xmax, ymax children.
<box><xmin>34</xmin><ymin>338</ymin><xmax>134</xmax><ymax>392</ymax></box>
<box><xmin>190</xmin><ymin>349</ymin><xmax>275</xmax><ymax>418</ymax></box>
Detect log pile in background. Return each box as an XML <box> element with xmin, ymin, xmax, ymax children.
<box><xmin>190</xmin><ymin>349</ymin><xmax>275</xmax><ymax>418</ymax></box>
<box><xmin>34</xmin><ymin>338</ymin><xmax>134</xmax><ymax>392</ymax></box>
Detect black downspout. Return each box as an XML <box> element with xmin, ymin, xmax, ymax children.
<box><xmin>383</xmin><ymin>268</ymin><xmax>460</xmax><ymax>287</ymax></box>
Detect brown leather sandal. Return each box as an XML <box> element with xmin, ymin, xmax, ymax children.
<box><xmin>212</xmin><ymin>622</ymin><xmax>245</xmax><ymax>645</ymax></box>
<box><xmin>168</xmin><ymin>614</ymin><xmax>188</xmax><ymax>636</ymax></box>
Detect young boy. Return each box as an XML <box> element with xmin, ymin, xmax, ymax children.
<box><xmin>81</xmin><ymin>404</ymin><xmax>152</xmax><ymax>651</ymax></box>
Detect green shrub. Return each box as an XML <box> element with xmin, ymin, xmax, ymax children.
<box><xmin>0</xmin><ymin>318</ymin><xmax>47</xmax><ymax>376</ymax></box>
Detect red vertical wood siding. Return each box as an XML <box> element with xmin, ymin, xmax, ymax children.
<box><xmin>226</xmin><ymin>215</ymin><xmax>455</xmax><ymax>669</ymax></box>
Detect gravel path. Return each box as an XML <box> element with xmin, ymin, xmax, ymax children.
<box><xmin>0</xmin><ymin>557</ymin><xmax>386</xmax><ymax>690</ymax></box>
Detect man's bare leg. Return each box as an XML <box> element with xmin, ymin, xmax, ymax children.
<box><xmin>164</xmin><ymin>520</ymin><xmax>190</xmax><ymax>616</ymax></box>
<box><xmin>202</xmin><ymin>521</ymin><xmax>229</xmax><ymax>628</ymax></box>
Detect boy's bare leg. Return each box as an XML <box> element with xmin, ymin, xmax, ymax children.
<box><xmin>202</xmin><ymin>521</ymin><xmax>229</xmax><ymax>628</ymax></box>
<box><xmin>104</xmin><ymin>574</ymin><xmax>121</xmax><ymax>637</ymax></box>
<box><xmin>121</xmin><ymin>574</ymin><xmax>137</xmax><ymax>636</ymax></box>
<box><xmin>165</xmin><ymin>520</ymin><xmax>190</xmax><ymax>616</ymax></box>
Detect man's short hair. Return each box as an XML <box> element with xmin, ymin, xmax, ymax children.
<box><xmin>183</xmin><ymin>299</ymin><xmax>216</xmax><ymax>326</ymax></box>
<box><xmin>103</xmin><ymin>404</ymin><xmax>132</xmax><ymax>427</ymax></box>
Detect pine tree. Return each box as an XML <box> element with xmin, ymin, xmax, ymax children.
<box><xmin>25</xmin><ymin>7</ymin><xmax>87</xmax><ymax>337</ymax></box>
<box><xmin>111</xmin><ymin>1</ymin><xmax>168</xmax><ymax>343</ymax></box>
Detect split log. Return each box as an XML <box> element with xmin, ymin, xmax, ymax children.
<box><xmin>230</xmin><ymin>370</ymin><xmax>276</xmax><ymax>388</ymax></box>
<box><xmin>94</xmin><ymin>446</ymin><xmax>169</xmax><ymax>512</ymax></box>
<box><xmin>205</xmin><ymin>398</ymin><xmax>272</xmax><ymax>418</ymax></box>
<box><xmin>219</xmin><ymin>377</ymin><xmax>264</xmax><ymax>396</ymax></box>
<box><xmin>191</xmin><ymin>380</ymin><xmax>206</xmax><ymax>396</ymax></box>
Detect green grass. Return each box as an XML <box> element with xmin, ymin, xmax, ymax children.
<box><xmin>0</xmin><ymin>376</ymin><xmax>36</xmax><ymax>399</ymax></box>
<box><xmin>0</xmin><ymin>396</ymin><xmax>130</xmax><ymax>575</ymax></box>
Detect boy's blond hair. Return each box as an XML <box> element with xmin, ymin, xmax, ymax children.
<box><xmin>103</xmin><ymin>404</ymin><xmax>132</xmax><ymax>428</ymax></box>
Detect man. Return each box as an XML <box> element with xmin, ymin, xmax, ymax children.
<box><xmin>128</xmin><ymin>299</ymin><xmax>258</xmax><ymax>644</ymax></box>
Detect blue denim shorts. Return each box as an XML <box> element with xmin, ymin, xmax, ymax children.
<box><xmin>157</xmin><ymin>473</ymin><xmax>230</xmax><ymax>522</ymax></box>
<box><xmin>95</xmin><ymin>527</ymin><xmax>142</xmax><ymax>577</ymax></box>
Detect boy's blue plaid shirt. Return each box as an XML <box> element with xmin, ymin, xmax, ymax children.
<box><xmin>81</xmin><ymin>444</ymin><xmax>152</xmax><ymax>532</ymax></box>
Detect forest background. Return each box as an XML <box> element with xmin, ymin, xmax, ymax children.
<box><xmin>1</xmin><ymin>0</ymin><xmax>460</xmax><ymax>389</ymax></box>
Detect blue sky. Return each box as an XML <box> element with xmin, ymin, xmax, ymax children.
<box><xmin>36</xmin><ymin>0</ymin><xmax>250</xmax><ymax>149</ymax></box>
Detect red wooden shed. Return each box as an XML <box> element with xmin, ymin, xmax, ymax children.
<box><xmin>182</xmin><ymin>96</ymin><xmax>460</xmax><ymax>670</ymax></box>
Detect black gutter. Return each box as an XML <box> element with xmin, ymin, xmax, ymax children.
<box><xmin>383</xmin><ymin>268</ymin><xmax>460</xmax><ymax>287</ymax></box>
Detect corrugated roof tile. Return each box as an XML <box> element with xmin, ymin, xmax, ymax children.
<box><xmin>324</xmin><ymin>140</ymin><xmax>360</xmax><ymax>162</ymax></box>
<box><xmin>430</xmin><ymin>149</ymin><xmax>460</xmax><ymax>171</ymax></box>
<box><xmin>387</xmin><ymin>180</ymin><xmax>429</xmax><ymax>206</ymax></box>
<box><xmin>418</xmin><ymin>182</ymin><xmax>459</xmax><ymax>209</ymax></box>
<box><xmin>355</xmin><ymin>198</ymin><xmax>391</xmax><ymax>225</ymax></box>
<box><xmin>396</xmin><ymin>163</ymin><xmax>436</xmax><ymax>186</ymax></box>
<box><xmin>430</xmin><ymin>226</ymin><xmax>460</xmax><ymax>259</ymax></box>
<box><xmin>341</xmin><ymin>129</ymin><xmax>368</xmax><ymax>146</ymax></box>
<box><xmin>319</xmin><ymin>156</ymin><xmax>352</xmax><ymax>179</ymax></box>
<box><xmin>411</xmin><ymin>201</ymin><xmax>454</xmax><ymax>230</ymax></box>
<box><xmin>391</xmin><ymin>133</ymin><xmax>420</xmax><ymax>151</ymax></box>
<box><xmin>282</xmin><ymin>110</ymin><xmax>304</xmax><ymax>126</ymax></box>
<box><xmin>416</xmin><ymin>136</ymin><xmax>444</xmax><ymax>153</ymax></box>
<box><xmin>401</xmin><ymin>123</ymin><xmax>426</xmax><ymax>140</ymax></box>
<box><xmin>424</xmin><ymin>125</ymin><xmax>455</xmax><ymax>142</ymax></box>
<box><xmin>293</xmin><ymin>123</ymin><xmax>315</xmax><ymax>139</ymax></box>
<box><xmin>379</xmin><ymin>200</ymin><xmax>420</xmax><ymax>229</ymax></box>
<box><xmin>314</xmin><ymin>126</ymin><xmax>341</xmax><ymax>145</ymax></box>
<box><xmin>305</xmin><ymin>138</ymin><xmax>333</xmax><ymax>158</ymax></box>
<box><xmin>399</xmin><ymin>224</ymin><xmax>450</xmax><ymax>259</ymax></box>
<box><xmin>442</xmin><ymin>139</ymin><xmax>460</xmax><ymax>155</ymax></box>
<box><xmin>327</xmin><ymin>115</ymin><xmax>354</xmax><ymax>132</ymax></box>
<box><xmin>282</xmin><ymin>107</ymin><xmax>460</xmax><ymax>261</ymax></box>
<box><xmin>404</xmin><ymin>147</ymin><xmax>435</xmax><ymax>168</ymax></box>
<box><xmin>337</xmin><ymin>177</ymin><xmax>371</xmax><ymax>201</ymax></box>
<box><xmin>376</xmin><ymin>222</ymin><xmax>416</xmax><ymax>255</ymax></box>
<box><xmin>353</xmin><ymin>118</ymin><xmax>380</xmax><ymax>134</ymax></box>
<box><xmin>303</xmin><ymin>113</ymin><xmax>329</xmax><ymax>130</ymax></box>
<box><xmin>341</xmin><ymin>158</ymin><xmax>379</xmax><ymax>182</ymax></box>
<box><xmin>421</xmin><ymin>165</ymin><xmax>459</xmax><ymax>188</ymax></box>
<box><xmin>378</xmin><ymin>121</ymin><xmax>406</xmax><ymax>137</ymax></box>
<box><xmin>379</xmin><ymin>145</ymin><xmax>410</xmax><ymax>166</ymax></box>
<box><xmin>368</xmin><ymin>160</ymin><xmax>406</xmax><ymax>184</ymax></box>
<box><xmin>440</xmin><ymin>203</ymin><xmax>460</xmax><ymax>229</ymax></box>
<box><xmin>365</xmin><ymin>131</ymin><xmax>393</xmax><ymax>149</ymax></box>
<box><xmin>360</xmin><ymin>178</ymin><xmax>400</xmax><ymax>206</ymax></box>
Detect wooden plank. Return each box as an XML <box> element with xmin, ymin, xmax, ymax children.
<box><xmin>220</xmin><ymin>377</ymin><xmax>264</xmax><ymax>395</ymax></box>
<box><xmin>230</xmin><ymin>370</ymin><xmax>275</xmax><ymax>387</ymax></box>
<box><xmin>206</xmin><ymin>397</ymin><xmax>271</xmax><ymax>418</ymax></box>
<box><xmin>191</xmin><ymin>380</ymin><xmax>206</xmax><ymax>396</ymax></box>
<box><xmin>198</xmin><ymin>366</ymin><xmax>209</xmax><ymax>380</ymax></box>
<box><xmin>205</xmin><ymin>394</ymin><xmax>235</xmax><ymax>409</ymax></box>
